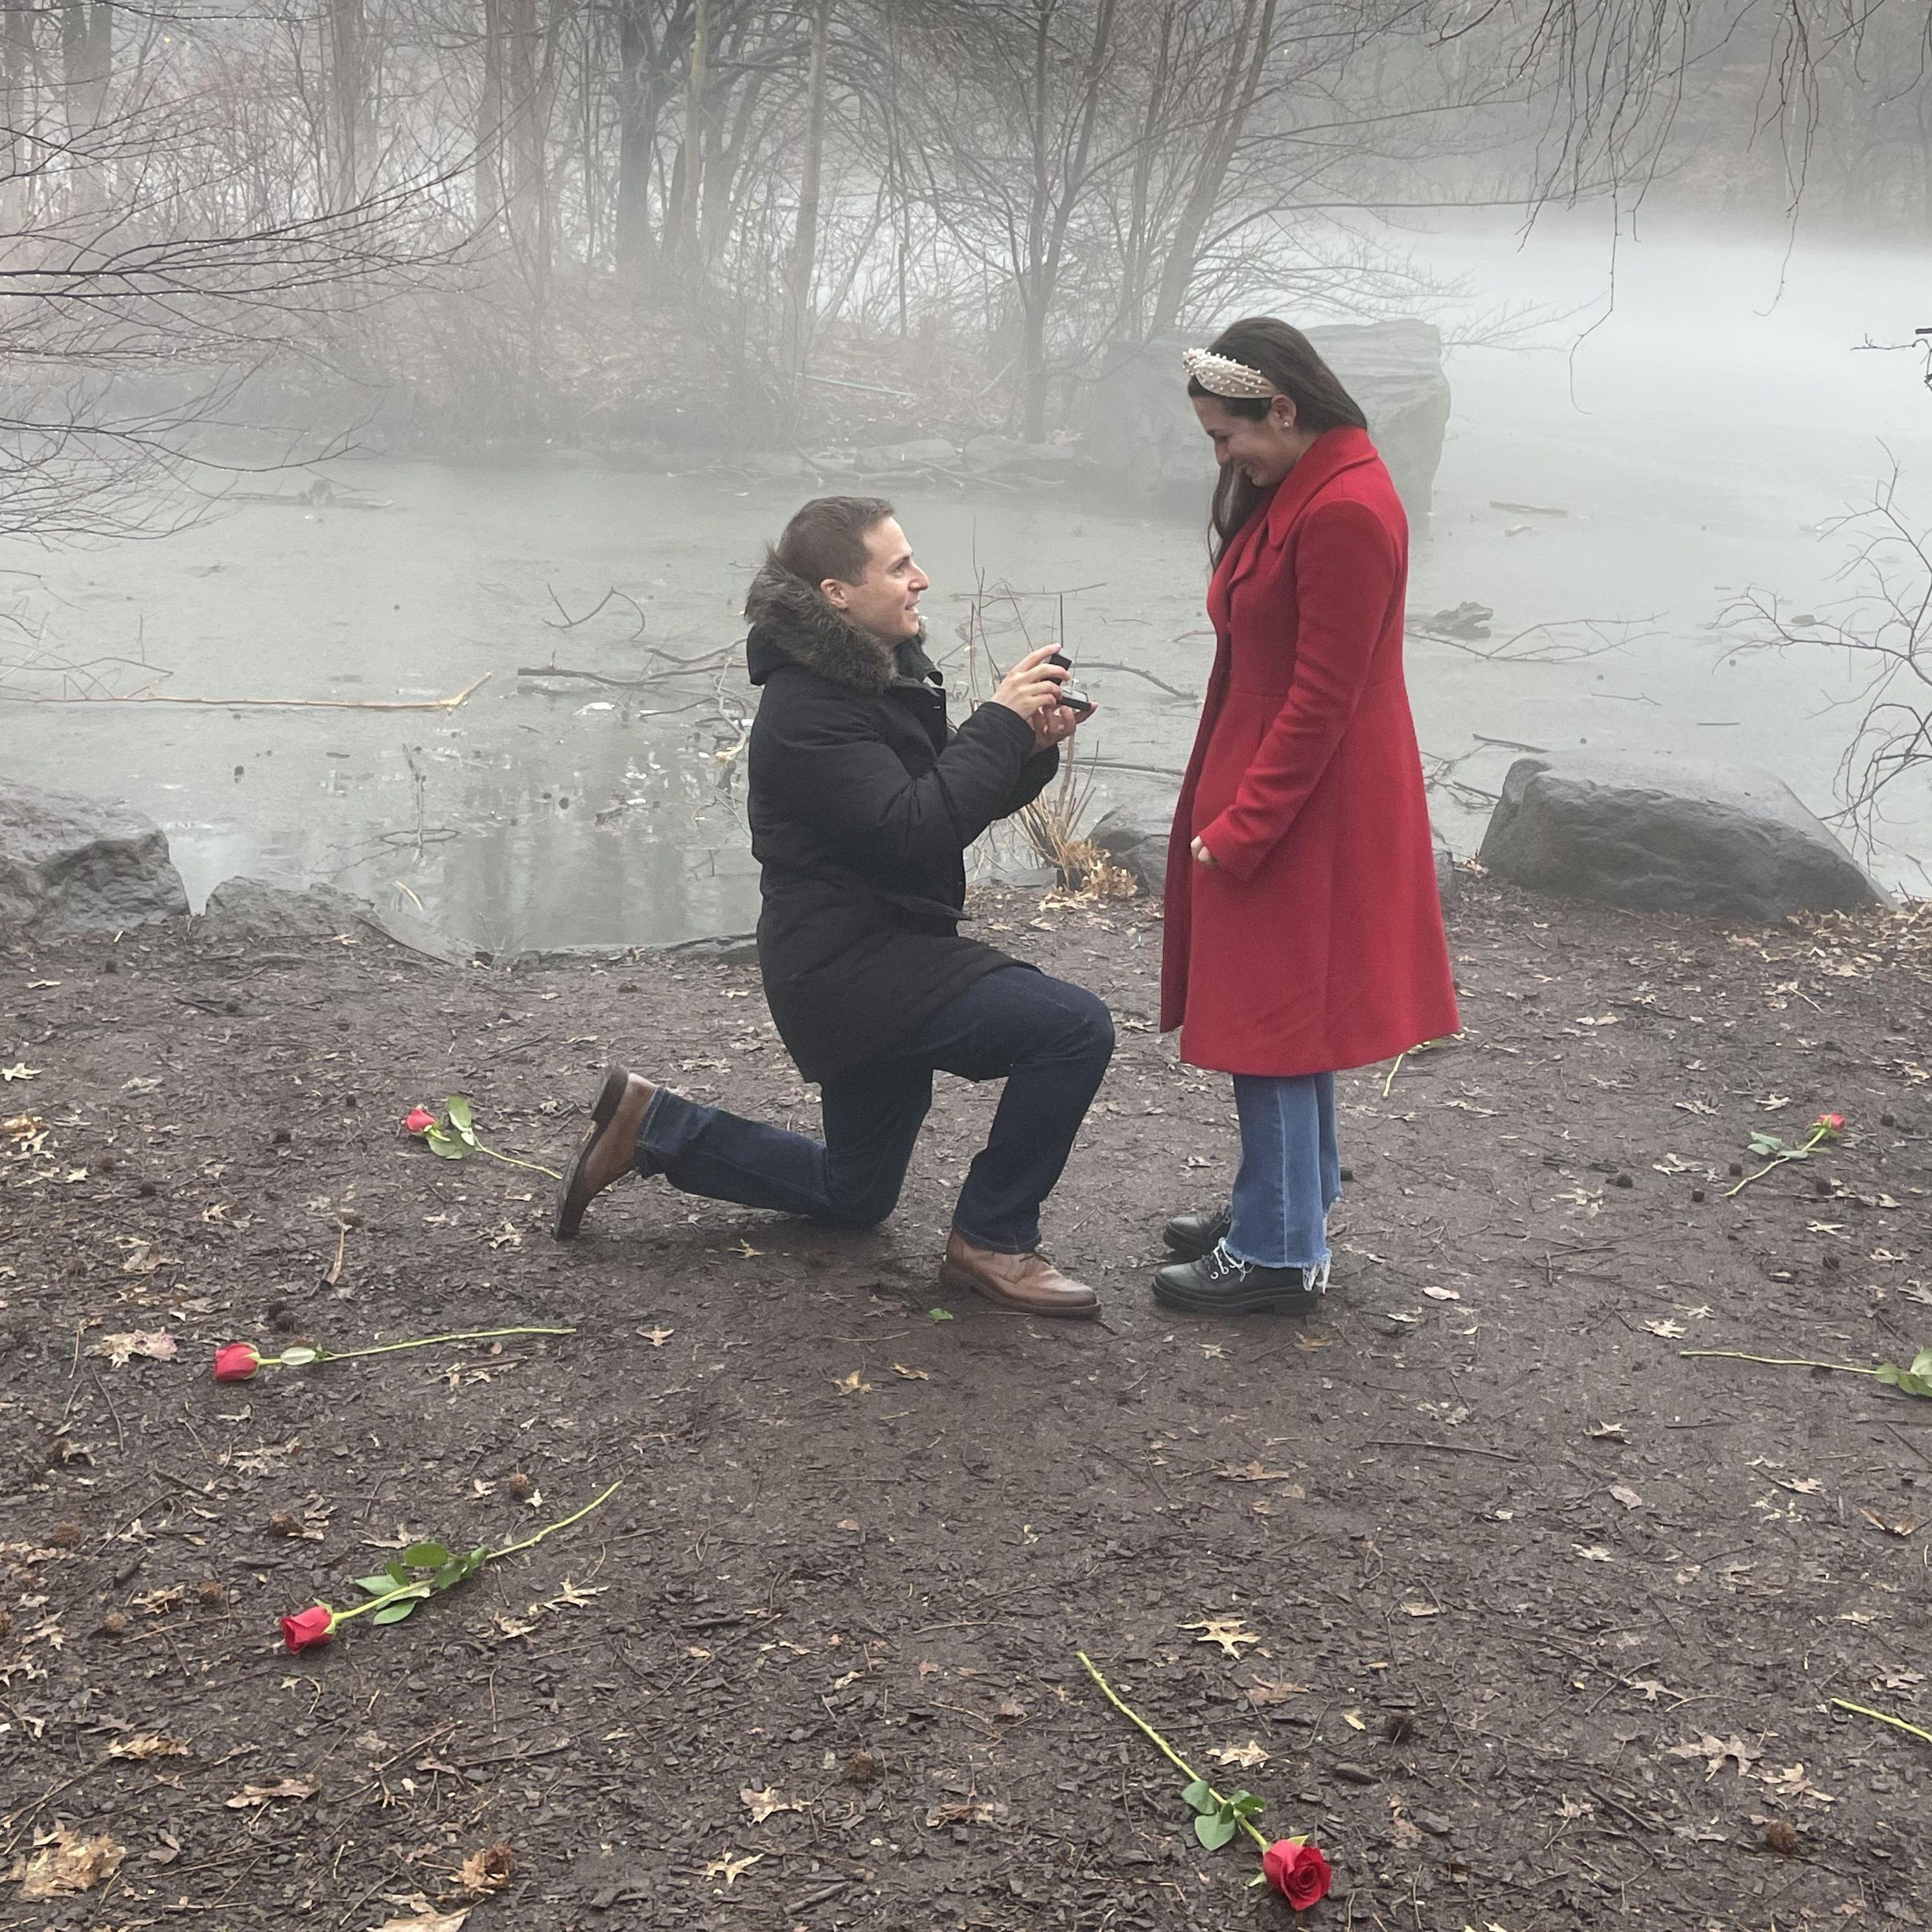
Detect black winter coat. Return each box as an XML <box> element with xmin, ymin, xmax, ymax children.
<box><xmin>742</xmin><ymin>556</ymin><xmax>1059</xmax><ymax>1083</ymax></box>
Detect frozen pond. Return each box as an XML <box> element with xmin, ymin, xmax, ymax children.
<box><xmin>5</xmin><ymin>213</ymin><xmax>1930</xmax><ymax>947</ymax></box>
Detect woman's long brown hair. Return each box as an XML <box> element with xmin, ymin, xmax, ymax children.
<box><xmin>1188</xmin><ymin>317</ymin><xmax>1368</xmax><ymax>565</ymax></box>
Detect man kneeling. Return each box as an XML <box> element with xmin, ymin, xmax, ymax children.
<box><xmin>552</xmin><ymin>496</ymin><xmax>1112</xmax><ymax>1317</ymax></box>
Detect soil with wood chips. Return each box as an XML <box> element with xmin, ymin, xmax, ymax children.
<box><xmin>3</xmin><ymin>879</ymin><xmax>1929</xmax><ymax>1931</ymax></box>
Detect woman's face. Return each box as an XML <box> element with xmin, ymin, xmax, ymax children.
<box><xmin>1192</xmin><ymin>393</ymin><xmax>1313</xmax><ymax>489</ymax></box>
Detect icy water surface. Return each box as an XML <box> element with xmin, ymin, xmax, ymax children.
<box><xmin>5</xmin><ymin>215</ymin><xmax>1930</xmax><ymax>947</ymax></box>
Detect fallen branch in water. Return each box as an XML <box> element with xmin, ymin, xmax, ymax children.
<box><xmin>6</xmin><ymin>673</ymin><xmax>492</xmax><ymax>711</ymax></box>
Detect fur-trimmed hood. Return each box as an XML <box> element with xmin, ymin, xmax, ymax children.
<box><xmin>744</xmin><ymin>553</ymin><xmax>923</xmax><ymax>695</ymax></box>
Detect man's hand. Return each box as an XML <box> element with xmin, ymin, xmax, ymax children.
<box><xmin>1191</xmin><ymin>836</ymin><xmax>1219</xmax><ymax>869</ymax></box>
<box><xmin>1031</xmin><ymin>699</ymin><xmax>1094</xmax><ymax>753</ymax></box>
<box><xmin>993</xmin><ymin>644</ymin><xmax>1068</xmax><ymax>726</ymax></box>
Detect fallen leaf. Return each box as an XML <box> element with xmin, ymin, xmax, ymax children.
<box><xmin>702</xmin><ymin>1850</ymin><xmax>763</xmax><ymax>1888</ymax></box>
<box><xmin>1215</xmin><ymin>1461</ymin><xmax>1294</xmax><ymax>1482</ymax></box>
<box><xmin>1587</xmin><ymin>1421</ymin><xmax>1627</xmax><ymax>1442</ymax></box>
<box><xmin>735</xmin><ymin>1239</ymin><xmax>763</xmax><ymax>1258</ymax></box>
<box><xmin>122</xmin><ymin>1075</ymin><xmax>163</xmax><ymax>1094</ymax></box>
<box><xmin>1757</xmin><ymin>1764</ymin><xmax>1835</xmax><ymax>1806</ymax></box>
<box><xmin>487</xmin><ymin>1220</ymin><xmax>522</xmax><ymax>1251</ymax></box>
<box><xmin>1341</xmin><ymin>1708</ymin><xmax>1366</xmax><ymax>1731</ymax></box>
<box><xmin>637</xmin><ymin>1325</ymin><xmax>674</xmax><ymax>1346</ymax></box>
<box><xmin>1757</xmin><ymin>1094</ymin><xmax>1793</xmax><ymax>1111</ymax></box>
<box><xmin>370</xmin><ymin>1913</ymin><xmax>468</xmax><ymax>1932</ymax></box>
<box><xmin>87</xmin><ymin>1329</ymin><xmax>178</xmax><ymax>1367</ymax></box>
<box><xmin>9</xmin><ymin>1823</ymin><xmax>125</xmax><ymax>1897</ymax></box>
<box><xmin>1609</xmin><ymin>1484</ymin><xmax>1644</xmax><ymax>1510</ymax></box>
<box><xmin>891</xmin><ymin>1363</ymin><xmax>930</xmax><ymax>1381</ymax></box>
<box><xmin>833</xmin><ymin>1370</ymin><xmax>873</xmax><ymax>1396</ymax></box>
<box><xmin>116</xmin><ymin>1239</ymin><xmax>176</xmax><ymax>1276</ymax></box>
<box><xmin>1668</xmin><ymin>1733</ymin><xmax>1758</xmax><ymax>1780</ymax></box>
<box><xmin>1421</xmin><ymin>1285</ymin><xmax>1462</xmax><ymax>1302</ymax></box>
<box><xmin>1</xmin><ymin>1063</ymin><xmax>40</xmax><ymax>1082</ymax></box>
<box><xmin>107</xmin><ymin>1734</ymin><xmax>189</xmax><ymax>1761</ymax></box>
<box><xmin>1183</xmin><ymin>1616</ymin><xmax>1259</xmax><ymax>1659</ymax></box>
<box><xmin>1573</xmin><ymin>1545</ymin><xmax>1615</xmax><ymax>1563</ymax></box>
<box><xmin>741</xmin><ymin>1786</ymin><xmax>801</xmax><ymax>1824</ymax></box>
<box><xmin>1557</xmin><ymin>1794</ymin><xmax>1594</xmax><ymax>1819</ymax></box>
<box><xmin>1777</xmin><ymin>1475</ymin><xmax>1825</xmax><ymax>1496</ymax></box>
<box><xmin>1642</xmin><ymin>1318</ymin><xmax>1686</xmax><ymax>1340</ymax></box>
<box><xmin>455</xmin><ymin>1843</ymin><xmax>514</xmax><ymax>1896</ymax></box>
<box><xmin>1243</xmin><ymin>1677</ymin><xmax>1308</xmax><ymax>1705</ymax></box>
<box><xmin>1859</xmin><ymin>1508</ymin><xmax>1922</xmax><ymax>1539</ymax></box>
<box><xmin>1209</xmin><ymin>1740</ymin><xmax>1270</xmax><ymax>1770</ymax></box>
<box><xmin>1402</xmin><ymin>1602</ymin><xmax>1442</xmax><ymax>1617</ymax></box>
<box><xmin>225</xmin><ymin>1776</ymin><xmax>321</xmax><ymax>1808</ymax></box>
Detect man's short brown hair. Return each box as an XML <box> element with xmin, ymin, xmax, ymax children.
<box><xmin>772</xmin><ymin>496</ymin><xmax>895</xmax><ymax>589</ymax></box>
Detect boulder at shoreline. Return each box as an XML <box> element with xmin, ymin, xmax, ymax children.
<box><xmin>1478</xmin><ymin>752</ymin><xmax>1887</xmax><ymax>923</ymax></box>
<box><xmin>0</xmin><ymin>779</ymin><xmax>189</xmax><ymax>941</ymax></box>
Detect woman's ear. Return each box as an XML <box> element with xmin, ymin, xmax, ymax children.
<box><xmin>1271</xmin><ymin>394</ymin><xmax>1299</xmax><ymax>433</ymax></box>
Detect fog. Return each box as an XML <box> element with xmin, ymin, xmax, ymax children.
<box><xmin>4</xmin><ymin>0</ymin><xmax>1931</xmax><ymax>947</ymax></box>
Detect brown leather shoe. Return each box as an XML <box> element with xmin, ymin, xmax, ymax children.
<box><xmin>551</xmin><ymin>1066</ymin><xmax>658</xmax><ymax>1240</ymax></box>
<box><xmin>939</xmin><ymin>1231</ymin><xmax>1099</xmax><ymax>1319</ymax></box>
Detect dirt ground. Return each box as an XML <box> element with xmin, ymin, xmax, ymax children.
<box><xmin>3</xmin><ymin>877</ymin><xmax>1929</xmax><ymax>1932</ymax></box>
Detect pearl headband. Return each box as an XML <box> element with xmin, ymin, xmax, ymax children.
<box><xmin>1181</xmin><ymin>346</ymin><xmax>1277</xmax><ymax>400</ymax></box>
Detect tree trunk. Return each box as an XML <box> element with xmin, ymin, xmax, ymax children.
<box><xmin>785</xmin><ymin>0</ymin><xmax>832</xmax><ymax>377</ymax></box>
<box><xmin>476</xmin><ymin>0</ymin><xmax>505</xmax><ymax>234</ymax></box>
<box><xmin>1149</xmin><ymin>0</ymin><xmax>1276</xmax><ymax>337</ymax></box>
<box><xmin>614</xmin><ymin>0</ymin><xmax>657</xmax><ymax>275</ymax></box>
<box><xmin>678</xmin><ymin>0</ymin><xmax>710</xmax><ymax>269</ymax></box>
<box><xmin>327</xmin><ymin>0</ymin><xmax>365</xmax><ymax>207</ymax></box>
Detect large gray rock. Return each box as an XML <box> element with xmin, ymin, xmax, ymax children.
<box><xmin>1478</xmin><ymin>753</ymin><xmax>1887</xmax><ymax>923</ymax></box>
<box><xmin>0</xmin><ymin>779</ymin><xmax>188</xmax><ymax>941</ymax></box>
<box><xmin>1092</xmin><ymin>798</ymin><xmax>1460</xmax><ymax>912</ymax></box>
<box><xmin>1081</xmin><ymin>321</ymin><xmax>1451</xmax><ymax>527</ymax></box>
<box><xmin>198</xmin><ymin>875</ymin><xmax>373</xmax><ymax>943</ymax></box>
<box><xmin>1090</xmin><ymin>805</ymin><xmax>1171</xmax><ymax>897</ymax></box>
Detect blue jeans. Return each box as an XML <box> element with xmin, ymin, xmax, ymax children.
<box><xmin>635</xmin><ymin>967</ymin><xmax>1113</xmax><ymax>1253</ymax></box>
<box><xmin>1225</xmin><ymin>1072</ymin><xmax>1341</xmax><ymax>1271</ymax></box>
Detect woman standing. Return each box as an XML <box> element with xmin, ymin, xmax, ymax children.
<box><xmin>1155</xmin><ymin>318</ymin><xmax>1458</xmax><ymax>1317</ymax></box>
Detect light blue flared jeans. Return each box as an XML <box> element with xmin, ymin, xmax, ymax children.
<box><xmin>1224</xmin><ymin>1072</ymin><xmax>1342</xmax><ymax>1271</ymax></box>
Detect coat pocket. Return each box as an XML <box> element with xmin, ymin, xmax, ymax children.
<box><xmin>1190</xmin><ymin>696</ymin><xmax>1278</xmax><ymax>831</ymax></box>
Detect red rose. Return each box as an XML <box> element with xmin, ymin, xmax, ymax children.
<box><xmin>280</xmin><ymin>1605</ymin><xmax>335</xmax><ymax>1653</ymax></box>
<box><xmin>213</xmin><ymin>1342</ymin><xmax>260</xmax><ymax>1382</ymax></box>
<box><xmin>404</xmin><ymin>1107</ymin><xmax>436</xmax><ymax>1135</ymax></box>
<box><xmin>1815</xmin><ymin>1112</ymin><xmax>1845</xmax><ymax>1132</ymax></box>
<box><xmin>1261</xmin><ymin>1838</ymin><xmax>1332</xmax><ymax>1911</ymax></box>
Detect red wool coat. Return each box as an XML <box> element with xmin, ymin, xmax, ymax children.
<box><xmin>1160</xmin><ymin>426</ymin><xmax>1459</xmax><ymax>1075</ymax></box>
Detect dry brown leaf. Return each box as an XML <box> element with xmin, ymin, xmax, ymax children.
<box><xmin>890</xmin><ymin>1363</ymin><xmax>931</xmax><ymax>1381</ymax></box>
<box><xmin>454</xmin><ymin>1842</ymin><xmax>514</xmax><ymax>1896</ymax></box>
<box><xmin>1208</xmin><ymin>1740</ymin><xmax>1270</xmax><ymax>1769</ymax></box>
<box><xmin>740</xmin><ymin>1786</ymin><xmax>803</xmax><ymax>1823</ymax></box>
<box><xmin>1244</xmin><ymin>1677</ymin><xmax>1309</xmax><ymax>1705</ymax></box>
<box><xmin>370</xmin><ymin>1913</ymin><xmax>469</xmax><ymax>1932</ymax></box>
<box><xmin>10</xmin><ymin>1823</ymin><xmax>126</xmax><ymax>1897</ymax></box>
<box><xmin>107</xmin><ymin>1734</ymin><xmax>189</xmax><ymax>1762</ymax></box>
<box><xmin>87</xmin><ymin>1329</ymin><xmax>178</xmax><ymax>1367</ymax></box>
<box><xmin>1668</xmin><ymin>1733</ymin><xmax>1758</xmax><ymax>1780</ymax></box>
<box><xmin>1183</xmin><ymin>1616</ymin><xmax>1259</xmax><ymax>1658</ymax></box>
<box><xmin>225</xmin><ymin>1775</ymin><xmax>320</xmax><ymax>1808</ymax></box>
<box><xmin>1214</xmin><ymin>1461</ymin><xmax>1293</xmax><ymax>1482</ymax></box>
<box><xmin>833</xmin><ymin>1370</ymin><xmax>873</xmax><ymax>1396</ymax></box>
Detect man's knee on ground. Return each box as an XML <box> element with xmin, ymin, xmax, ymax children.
<box><xmin>812</xmin><ymin>1175</ymin><xmax>906</xmax><ymax>1231</ymax></box>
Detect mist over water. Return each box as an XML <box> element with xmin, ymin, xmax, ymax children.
<box><xmin>6</xmin><ymin>210</ymin><xmax>1929</xmax><ymax>946</ymax></box>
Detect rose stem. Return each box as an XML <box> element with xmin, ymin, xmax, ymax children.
<box><xmin>1076</xmin><ymin>1651</ymin><xmax>1270</xmax><ymax>1850</ymax></box>
<box><xmin>303</xmin><ymin>1325</ymin><xmax>577</xmax><ymax>1364</ymax></box>
<box><xmin>1831</xmin><ymin>1699</ymin><xmax>1932</xmax><ymax>1746</ymax></box>
<box><xmin>489</xmin><ymin>1478</ymin><xmax>625</xmax><ymax>1562</ymax></box>
<box><xmin>1679</xmin><ymin>1349</ymin><xmax>1876</xmax><ymax>1375</ymax></box>
<box><xmin>479</xmin><ymin>1145</ymin><xmax>563</xmax><ymax>1181</ymax></box>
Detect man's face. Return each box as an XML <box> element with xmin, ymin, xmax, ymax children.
<box><xmin>823</xmin><ymin>516</ymin><xmax>929</xmax><ymax>643</ymax></box>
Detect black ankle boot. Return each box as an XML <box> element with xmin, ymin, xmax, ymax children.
<box><xmin>1162</xmin><ymin>1202</ymin><xmax>1232</xmax><ymax>1262</ymax></box>
<box><xmin>1153</xmin><ymin>1242</ymin><xmax>1327</xmax><ymax>1317</ymax></box>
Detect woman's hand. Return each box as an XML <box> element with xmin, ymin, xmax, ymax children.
<box><xmin>992</xmin><ymin>644</ymin><xmax>1068</xmax><ymax>724</ymax></box>
<box><xmin>1191</xmin><ymin>836</ymin><xmax>1219</xmax><ymax>869</ymax></box>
